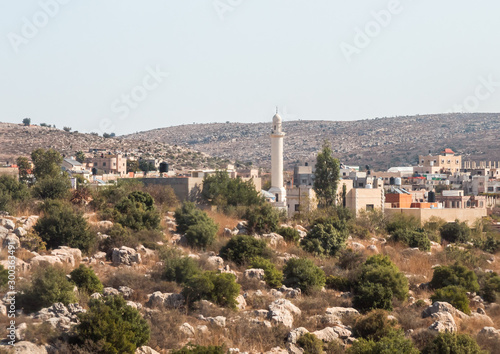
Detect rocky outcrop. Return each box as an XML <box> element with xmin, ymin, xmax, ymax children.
<box><xmin>146</xmin><ymin>292</ymin><xmax>184</xmax><ymax>309</ymax></box>
<box><xmin>50</xmin><ymin>246</ymin><xmax>82</xmax><ymax>266</ymax></box>
<box><xmin>477</xmin><ymin>327</ymin><xmax>500</xmax><ymax>342</ymax></box>
<box><xmin>135</xmin><ymin>346</ymin><xmax>160</xmax><ymax>354</ymax></box>
<box><xmin>33</xmin><ymin>303</ymin><xmax>85</xmax><ymax>331</ymax></box>
<box><xmin>179</xmin><ymin>322</ymin><xmax>196</xmax><ymax>337</ymax></box>
<box><xmin>428</xmin><ymin>312</ymin><xmax>457</xmax><ymax>333</ymax></box>
<box><xmin>112</xmin><ymin>246</ymin><xmax>142</xmax><ymax>266</ymax></box>
<box><xmin>244</xmin><ymin>268</ymin><xmax>265</xmax><ymax>280</ymax></box>
<box><xmin>267</xmin><ymin>299</ymin><xmax>301</xmax><ymax>328</ymax></box>
<box><xmin>14</xmin><ymin>341</ymin><xmax>48</xmax><ymax>354</ymax></box>
<box><xmin>422</xmin><ymin>302</ymin><xmax>468</xmax><ymax>320</ymax></box>
<box><xmin>29</xmin><ymin>255</ymin><xmax>63</xmax><ymax>267</ymax></box>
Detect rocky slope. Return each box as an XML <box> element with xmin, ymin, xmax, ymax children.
<box><xmin>123</xmin><ymin>113</ymin><xmax>500</xmax><ymax>170</ymax></box>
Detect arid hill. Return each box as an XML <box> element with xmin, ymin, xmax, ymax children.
<box><xmin>0</xmin><ymin>122</ymin><xmax>228</xmax><ymax>170</ymax></box>
<box><xmin>124</xmin><ymin>113</ymin><xmax>500</xmax><ymax>170</ymax></box>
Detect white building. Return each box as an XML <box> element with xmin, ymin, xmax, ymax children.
<box><xmin>269</xmin><ymin>110</ymin><xmax>287</xmax><ymax>210</ymax></box>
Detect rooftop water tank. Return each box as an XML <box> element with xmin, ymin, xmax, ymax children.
<box><xmin>395</xmin><ymin>177</ymin><xmax>402</xmax><ymax>186</ymax></box>
<box><xmin>365</xmin><ymin>184</ymin><xmax>372</xmax><ymax>189</ymax></box>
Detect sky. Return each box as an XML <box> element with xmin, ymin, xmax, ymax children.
<box><xmin>1</xmin><ymin>0</ymin><xmax>500</xmax><ymax>135</ymax></box>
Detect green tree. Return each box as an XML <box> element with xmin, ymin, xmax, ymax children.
<box><xmin>19</xmin><ymin>266</ymin><xmax>77</xmax><ymax>313</ymax></box>
<box><xmin>174</xmin><ymin>202</ymin><xmax>218</xmax><ymax>248</ymax></box>
<box><xmin>75</xmin><ymin>151</ymin><xmax>86</xmax><ymax>163</ymax></box>
<box><xmin>283</xmin><ymin>258</ymin><xmax>326</xmax><ymax>294</ymax></box>
<box><xmin>301</xmin><ymin>219</ymin><xmax>349</xmax><ymax>256</ymax></box>
<box><xmin>114</xmin><ymin>191</ymin><xmax>160</xmax><ymax>231</ymax></box>
<box><xmin>480</xmin><ymin>272</ymin><xmax>500</xmax><ymax>303</ymax></box>
<box><xmin>31</xmin><ymin>148</ymin><xmax>63</xmax><ymax>180</ymax></box>
<box><xmin>430</xmin><ymin>264</ymin><xmax>479</xmax><ymax>292</ymax></box>
<box><xmin>139</xmin><ymin>160</ymin><xmax>156</xmax><ymax>173</ymax></box>
<box><xmin>0</xmin><ymin>175</ymin><xmax>30</xmax><ymax>212</ymax></box>
<box><xmin>422</xmin><ymin>332</ymin><xmax>484</xmax><ymax>354</ymax></box>
<box><xmin>347</xmin><ymin>330</ymin><xmax>419</xmax><ymax>354</ymax></box>
<box><xmin>22</xmin><ymin>118</ymin><xmax>31</xmax><ymax>126</ymax></box>
<box><xmin>182</xmin><ymin>271</ymin><xmax>240</xmax><ymax>309</ymax></box>
<box><xmin>32</xmin><ymin>175</ymin><xmax>71</xmax><ymax>200</ymax></box>
<box><xmin>219</xmin><ymin>235</ymin><xmax>271</xmax><ymax>265</ymax></box>
<box><xmin>127</xmin><ymin>160</ymin><xmax>140</xmax><ymax>173</ymax></box>
<box><xmin>352</xmin><ymin>309</ymin><xmax>398</xmax><ymax>341</ymax></box>
<box><xmin>391</xmin><ymin>228</ymin><xmax>431</xmax><ymax>251</ymax></box>
<box><xmin>70</xmin><ymin>265</ymin><xmax>103</xmax><ymax>295</ymax></box>
<box><xmin>34</xmin><ymin>200</ymin><xmax>96</xmax><ymax>252</ymax></box>
<box><xmin>277</xmin><ymin>227</ymin><xmax>301</xmax><ymax>244</ymax></box>
<box><xmin>172</xmin><ymin>344</ymin><xmax>225</xmax><ymax>354</ymax></box>
<box><xmin>201</xmin><ymin>170</ymin><xmax>263</xmax><ymax>208</ymax></box>
<box><xmin>244</xmin><ymin>203</ymin><xmax>281</xmax><ymax>234</ymax></box>
<box><xmin>163</xmin><ymin>252</ymin><xmax>201</xmax><ymax>284</ymax></box>
<box><xmin>75</xmin><ymin>296</ymin><xmax>150</xmax><ymax>354</ymax></box>
<box><xmin>313</xmin><ymin>141</ymin><xmax>340</xmax><ymax>207</ymax></box>
<box><xmin>353</xmin><ymin>255</ymin><xmax>408</xmax><ymax>312</ymax></box>
<box><xmin>440</xmin><ymin>221</ymin><xmax>471</xmax><ymax>243</ymax></box>
<box><xmin>16</xmin><ymin>156</ymin><xmax>31</xmax><ymax>184</ymax></box>
<box><xmin>431</xmin><ymin>285</ymin><xmax>471</xmax><ymax>314</ymax></box>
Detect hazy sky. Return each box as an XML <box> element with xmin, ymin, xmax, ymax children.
<box><xmin>2</xmin><ymin>1</ymin><xmax>500</xmax><ymax>135</ymax></box>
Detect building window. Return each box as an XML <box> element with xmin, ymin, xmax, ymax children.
<box><xmin>295</xmin><ymin>204</ymin><xmax>300</xmax><ymax>211</ymax></box>
<box><xmin>103</xmin><ymin>162</ymin><xmax>106</xmax><ymax>166</ymax></box>
<box><xmin>441</xmin><ymin>160</ymin><xmax>445</xmax><ymax>163</ymax></box>
<box><xmin>366</xmin><ymin>204</ymin><xmax>374</xmax><ymax>211</ymax></box>
<box><xmin>488</xmin><ymin>187</ymin><xmax>494</xmax><ymax>192</ymax></box>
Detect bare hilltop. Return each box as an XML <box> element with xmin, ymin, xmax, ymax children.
<box><xmin>124</xmin><ymin>113</ymin><xmax>500</xmax><ymax>170</ymax></box>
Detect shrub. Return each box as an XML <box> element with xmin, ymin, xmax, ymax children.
<box><xmin>301</xmin><ymin>219</ymin><xmax>349</xmax><ymax>256</ymax></box>
<box><xmin>32</xmin><ymin>176</ymin><xmax>71</xmax><ymax>200</ymax></box>
<box><xmin>75</xmin><ymin>296</ymin><xmax>150</xmax><ymax>354</ymax></box>
<box><xmin>422</xmin><ymin>332</ymin><xmax>483</xmax><ymax>354</ymax></box>
<box><xmin>250</xmin><ymin>257</ymin><xmax>283</xmax><ymax>288</ymax></box>
<box><xmin>163</xmin><ymin>254</ymin><xmax>201</xmax><ymax>284</ymax></box>
<box><xmin>429</xmin><ymin>264</ymin><xmax>479</xmax><ymax>292</ymax></box>
<box><xmin>347</xmin><ymin>329</ymin><xmax>419</xmax><ymax>354</ymax></box>
<box><xmin>219</xmin><ymin>235</ymin><xmax>271</xmax><ymax>265</ymax></box>
<box><xmin>386</xmin><ymin>214</ymin><xmax>420</xmax><ymax>234</ymax></box>
<box><xmin>244</xmin><ymin>203</ymin><xmax>281</xmax><ymax>234</ymax></box>
<box><xmin>337</xmin><ymin>249</ymin><xmax>366</xmax><ymax>270</ymax></box>
<box><xmin>297</xmin><ymin>333</ymin><xmax>324</xmax><ymax>354</ymax></box>
<box><xmin>283</xmin><ymin>258</ymin><xmax>326</xmax><ymax>294</ymax></box>
<box><xmin>114</xmin><ymin>191</ymin><xmax>160</xmax><ymax>231</ymax></box>
<box><xmin>19</xmin><ymin>266</ymin><xmax>76</xmax><ymax>313</ymax></box>
<box><xmin>353</xmin><ymin>255</ymin><xmax>408</xmax><ymax>312</ymax></box>
<box><xmin>480</xmin><ymin>272</ymin><xmax>500</xmax><ymax>303</ymax></box>
<box><xmin>430</xmin><ymin>285</ymin><xmax>470</xmax><ymax>314</ymax></box>
<box><xmin>185</xmin><ymin>219</ymin><xmax>218</xmax><ymax>249</ymax></box>
<box><xmin>70</xmin><ymin>265</ymin><xmax>103</xmax><ymax>295</ymax></box>
<box><xmin>325</xmin><ymin>276</ymin><xmax>351</xmax><ymax>292</ymax></box>
<box><xmin>182</xmin><ymin>271</ymin><xmax>240</xmax><ymax>309</ymax></box>
<box><xmin>34</xmin><ymin>200</ymin><xmax>96</xmax><ymax>252</ymax></box>
<box><xmin>440</xmin><ymin>221</ymin><xmax>471</xmax><ymax>243</ymax></box>
<box><xmin>353</xmin><ymin>309</ymin><xmax>398</xmax><ymax>341</ymax></box>
<box><xmin>277</xmin><ymin>227</ymin><xmax>301</xmax><ymax>244</ymax></box>
<box><xmin>172</xmin><ymin>344</ymin><xmax>226</xmax><ymax>354</ymax></box>
<box><xmin>391</xmin><ymin>228</ymin><xmax>431</xmax><ymax>251</ymax></box>
<box><xmin>0</xmin><ymin>175</ymin><xmax>30</xmax><ymax>213</ymax></box>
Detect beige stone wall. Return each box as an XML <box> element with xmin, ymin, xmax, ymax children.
<box><xmin>385</xmin><ymin>208</ymin><xmax>486</xmax><ymax>226</ymax></box>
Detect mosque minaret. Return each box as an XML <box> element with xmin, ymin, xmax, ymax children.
<box><xmin>268</xmin><ymin>108</ymin><xmax>287</xmax><ymax>210</ymax></box>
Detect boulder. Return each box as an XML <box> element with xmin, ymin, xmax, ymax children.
<box><xmin>428</xmin><ymin>312</ymin><xmax>457</xmax><ymax>333</ymax></box>
<box><xmin>207</xmin><ymin>316</ymin><xmax>226</xmax><ymax>327</ymax></box>
<box><xmin>103</xmin><ymin>287</ymin><xmax>120</xmax><ymax>296</ymax></box>
<box><xmin>3</xmin><ymin>234</ymin><xmax>20</xmax><ymax>248</ymax></box>
<box><xmin>332</xmin><ymin>324</ymin><xmax>352</xmax><ymax>339</ymax></box>
<box><xmin>367</xmin><ymin>244</ymin><xmax>379</xmax><ymax>253</ymax></box>
<box><xmin>244</xmin><ymin>268</ymin><xmax>265</xmax><ymax>280</ymax></box>
<box><xmin>30</xmin><ymin>255</ymin><xmax>63</xmax><ymax>267</ymax></box>
<box><xmin>21</xmin><ymin>215</ymin><xmax>39</xmax><ymax>230</ymax></box>
<box><xmin>422</xmin><ymin>302</ymin><xmax>468</xmax><ymax>320</ymax></box>
<box><xmin>477</xmin><ymin>327</ymin><xmax>500</xmax><ymax>342</ymax></box>
<box><xmin>265</xmin><ymin>347</ymin><xmax>288</xmax><ymax>354</ymax></box>
<box><xmin>287</xmin><ymin>327</ymin><xmax>309</xmax><ymax>344</ymax></box>
<box><xmin>97</xmin><ymin>220</ymin><xmax>114</xmax><ymax>229</ymax></box>
<box><xmin>197</xmin><ymin>325</ymin><xmax>210</xmax><ymax>334</ymax></box>
<box><xmin>236</xmin><ymin>294</ymin><xmax>246</xmax><ymax>310</ymax></box>
<box><xmin>126</xmin><ymin>301</ymin><xmax>143</xmax><ymax>310</ymax></box>
<box><xmin>112</xmin><ymin>246</ymin><xmax>142</xmax><ymax>265</ymax></box>
<box><xmin>350</xmin><ymin>242</ymin><xmax>365</xmax><ymax>250</ymax></box>
<box><xmin>93</xmin><ymin>251</ymin><xmax>107</xmax><ymax>259</ymax></box>
<box><xmin>118</xmin><ymin>286</ymin><xmax>134</xmax><ymax>299</ymax></box>
<box><xmin>146</xmin><ymin>291</ymin><xmax>184</xmax><ymax>308</ymax></box>
<box><xmin>325</xmin><ymin>307</ymin><xmax>359</xmax><ymax>318</ymax></box>
<box><xmin>1</xmin><ymin>218</ymin><xmax>15</xmax><ymax>230</ymax></box>
<box><xmin>0</xmin><ymin>258</ymin><xmax>30</xmax><ymax>272</ymax></box>
<box><xmin>135</xmin><ymin>346</ymin><xmax>160</xmax><ymax>354</ymax></box>
<box><xmin>14</xmin><ymin>227</ymin><xmax>27</xmax><ymax>237</ymax></box>
<box><xmin>51</xmin><ymin>246</ymin><xmax>82</xmax><ymax>266</ymax></box>
<box><xmin>267</xmin><ymin>299</ymin><xmax>301</xmax><ymax>328</ymax></box>
<box><xmin>14</xmin><ymin>341</ymin><xmax>48</xmax><ymax>354</ymax></box>
<box><xmin>259</xmin><ymin>233</ymin><xmax>285</xmax><ymax>247</ymax></box>
<box><xmin>312</xmin><ymin>327</ymin><xmax>340</xmax><ymax>342</ymax></box>
<box><xmin>179</xmin><ymin>322</ymin><xmax>195</xmax><ymax>337</ymax></box>
<box><xmin>207</xmin><ymin>256</ymin><xmax>224</xmax><ymax>267</ymax></box>
<box><xmin>223</xmin><ymin>228</ymin><xmax>233</xmax><ymax>237</ymax></box>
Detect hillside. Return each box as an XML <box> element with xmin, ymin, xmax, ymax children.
<box><xmin>0</xmin><ymin>123</ymin><xmax>229</xmax><ymax>170</ymax></box>
<box><xmin>124</xmin><ymin>113</ymin><xmax>500</xmax><ymax>170</ymax></box>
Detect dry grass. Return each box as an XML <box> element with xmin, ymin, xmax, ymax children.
<box><xmin>382</xmin><ymin>243</ymin><xmax>434</xmax><ymax>280</ymax></box>
<box><xmin>205</xmin><ymin>210</ymin><xmax>240</xmax><ymax>236</ymax></box>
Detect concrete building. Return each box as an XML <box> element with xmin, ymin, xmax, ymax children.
<box><xmin>86</xmin><ymin>153</ymin><xmax>127</xmax><ymax>176</ymax></box>
<box><xmin>287</xmin><ymin>186</ymin><xmax>317</xmax><ymax>218</ymax></box>
<box><xmin>415</xmin><ymin>148</ymin><xmax>462</xmax><ymax>174</ymax></box>
<box><xmin>269</xmin><ymin>110</ymin><xmax>287</xmax><ymax>210</ymax></box>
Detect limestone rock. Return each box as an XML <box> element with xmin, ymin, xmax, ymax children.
<box><xmin>97</xmin><ymin>220</ymin><xmax>114</xmax><ymax>229</ymax></box>
<box><xmin>236</xmin><ymin>294</ymin><xmax>247</xmax><ymax>310</ymax></box>
<box><xmin>207</xmin><ymin>255</ymin><xmax>224</xmax><ymax>267</ymax></box>
<box><xmin>146</xmin><ymin>291</ymin><xmax>184</xmax><ymax>308</ymax></box>
<box><xmin>287</xmin><ymin>327</ymin><xmax>309</xmax><ymax>344</ymax></box>
<box><xmin>118</xmin><ymin>286</ymin><xmax>134</xmax><ymax>299</ymax></box>
<box><xmin>422</xmin><ymin>302</ymin><xmax>468</xmax><ymax>320</ymax></box>
<box><xmin>367</xmin><ymin>244</ymin><xmax>379</xmax><ymax>253</ymax></box>
<box><xmin>112</xmin><ymin>246</ymin><xmax>142</xmax><ymax>265</ymax></box>
<box><xmin>325</xmin><ymin>307</ymin><xmax>359</xmax><ymax>318</ymax></box>
<box><xmin>179</xmin><ymin>322</ymin><xmax>195</xmax><ymax>337</ymax></box>
<box><xmin>103</xmin><ymin>287</ymin><xmax>120</xmax><ymax>296</ymax></box>
<box><xmin>51</xmin><ymin>246</ymin><xmax>82</xmax><ymax>266</ymax></box>
<box><xmin>267</xmin><ymin>299</ymin><xmax>301</xmax><ymax>328</ymax></box>
<box><xmin>135</xmin><ymin>346</ymin><xmax>160</xmax><ymax>354</ymax></box>
<box><xmin>312</xmin><ymin>327</ymin><xmax>340</xmax><ymax>342</ymax></box>
<box><xmin>1</xmin><ymin>218</ymin><xmax>15</xmax><ymax>230</ymax></box>
<box><xmin>265</xmin><ymin>347</ymin><xmax>288</xmax><ymax>354</ymax></box>
<box><xmin>3</xmin><ymin>234</ymin><xmax>20</xmax><ymax>249</ymax></box>
<box><xmin>14</xmin><ymin>227</ymin><xmax>27</xmax><ymax>237</ymax></box>
<box><xmin>30</xmin><ymin>255</ymin><xmax>63</xmax><ymax>267</ymax></box>
<box><xmin>14</xmin><ymin>341</ymin><xmax>48</xmax><ymax>354</ymax></box>
<box><xmin>244</xmin><ymin>268</ymin><xmax>265</xmax><ymax>280</ymax></box>
<box><xmin>477</xmin><ymin>327</ymin><xmax>500</xmax><ymax>342</ymax></box>
<box><xmin>428</xmin><ymin>312</ymin><xmax>457</xmax><ymax>333</ymax></box>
